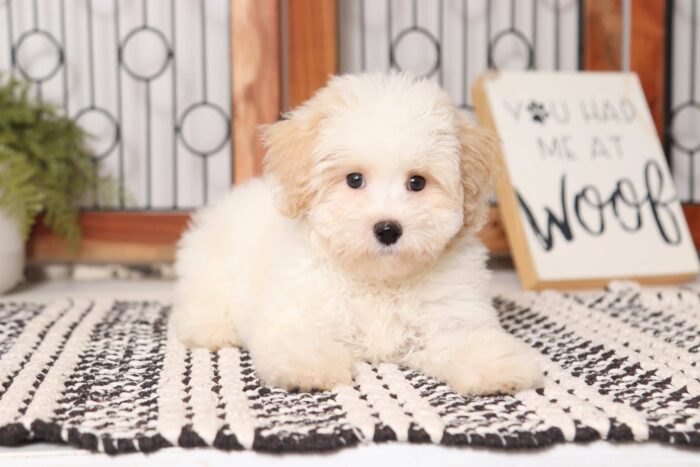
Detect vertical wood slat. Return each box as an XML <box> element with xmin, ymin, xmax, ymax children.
<box><xmin>286</xmin><ymin>0</ymin><xmax>338</xmax><ymax>108</ymax></box>
<box><xmin>232</xmin><ymin>0</ymin><xmax>281</xmax><ymax>183</ymax></box>
<box><xmin>630</xmin><ymin>0</ymin><xmax>667</xmax><ymax>140</ymax></box>
<box><xmin>583</xmin><ymin>0</ymin><xmax>623</xmax><ymax>71</ymax></box>
<box><xmin>584</xmin><ymin>0</ymin><xmax>666</xmax><ymax>138</ymax></box>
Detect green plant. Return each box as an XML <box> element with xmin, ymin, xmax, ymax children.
<box><xmin>0</xmin><ymin>77</ymin><xmax>98</xmax><ymax>246</ymax></box>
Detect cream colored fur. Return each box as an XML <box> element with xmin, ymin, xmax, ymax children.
<box><xmin>174</xmin><ymin>72</ymin><xmax>542</xmax><ymax>394</ymax></box>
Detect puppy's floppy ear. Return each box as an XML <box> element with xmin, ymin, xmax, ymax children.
<box><xmin>261</xmin><ymin>85</ymin><xmax>340</xmax><ymax>218</ymax></box>
<box><xmin>456</xmin><ymin>113</ymin><xmax>500</xmax><ymax>230</ymax></box>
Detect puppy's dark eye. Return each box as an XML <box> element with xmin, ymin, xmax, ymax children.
<box><xmin>407</xmin><ymin>175</ymin><xmax>426</xmax><ymax>192</ymax></box>
<box><xmin>346</xmin><ymin>173</ymin><xmax>365</xmax><ymax>189</ymax></box>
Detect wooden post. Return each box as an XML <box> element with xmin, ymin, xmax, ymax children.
<box><xmin>286</xmin><ymin>0</ymin><xmax>338</xmax><ymax>109</ymax></box>
<box><xmin>232</xmin><ymin>0</ymin><xmax>281</xmax><ymax>183</ymax></box>
<box><xmin>630</xmin><ymin>0</ymin><xmax>666</xmax><ymax>140</ymax></box>
<box><xmin>583</xmin><ymin>0</ymin><xmax>623</xmax><ymax>71</ymax></box>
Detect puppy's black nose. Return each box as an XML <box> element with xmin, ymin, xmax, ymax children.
<box><xmin>373</xmin><ymin>221</ymin><xmax>402</xmax><ymax>246</ymax></box>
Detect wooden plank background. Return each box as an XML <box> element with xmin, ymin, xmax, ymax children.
<box><xmin>232</xmin><ymin>0</ymin><xmax>281</xmax><ymax>183</ymax></box>
<box><xmin>286</xmin><ymin>0</ymin><xmax>338</xmax><ymax>108</ymax></box>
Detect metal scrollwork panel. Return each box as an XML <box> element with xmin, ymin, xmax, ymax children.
<box><xmin>0</xmin><ymin>0</ymin><xmax>233</xmax><ymax>210</ymax></box>
<box><xmin>339</xmin><ymin>0</ymin><xmax>583</xmax><ymax>114</ymax></box>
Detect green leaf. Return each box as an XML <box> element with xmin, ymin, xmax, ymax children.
<box><xmin>0</xmin><ymin>74</ymin><xmax>114</xmax><ymax>244</ymax></box>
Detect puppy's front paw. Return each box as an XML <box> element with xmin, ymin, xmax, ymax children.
<box><xmin>445</xmin><ymin>350</ymin><xmax>543</xmax><ymax>396</ymax></box>
<box><xmin>173</xmin><ymin>305</ymin><xmax>239</xmax><ymax>351</ymax></box>
<box><xmin>417</xmin><ymin>330</ymin><xmax>543</xmax><ymax>396</ymax></box>
<box><xmin>262</xmin><ymin>361</ymin><xmax>354</xmax><ymax>392</ymax></box>
<box><xmin>251</xmin><ymin>341</ymin><xmax>355</xmax><ymax>391</ymax></box>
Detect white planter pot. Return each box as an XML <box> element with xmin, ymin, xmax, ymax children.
<box><xmin>0</xmin><ymin>208</ymin><xmax>24</xmax><ymax>294</ymax></box>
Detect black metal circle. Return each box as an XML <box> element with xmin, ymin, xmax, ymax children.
<box><xmin>120</xmin><ymin>27</ymin><xmax>172</xmax><ymax>82</ymax></box>
<box><xmin>669</xmin><ymin>102</ymin><xmax>700</xmax><ymax>153</ymax></box>
<box><xmin>390</xmin><ymin>27</ymin><xmax>441</xmax><ymax>78</ymax></box>
<box><xmin>488</xmin><ymin>29</ymin><xmax>534</xmax><ymax>70</ymax></box>
<box><xmin>178</xmin><ymin>102</ymin><xmax>231</xmax><ymax>157</ymax></box>
<box><xmin>14</xmin><ymin>30</ymin><xmax>64</xmax><ymax>83</ymax></box>
<box><xmin>74</xmin><ymin>107</ymin><xmax>120</xmax><ymax>160</ymax></box>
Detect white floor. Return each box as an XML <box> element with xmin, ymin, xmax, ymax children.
<box><xmin>0</xmin><ymin>271</ymin><xmax>698</xmax><ymax>466</ymax></box>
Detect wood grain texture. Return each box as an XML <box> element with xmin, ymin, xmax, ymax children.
<box><xmin>682</xmin><ymin>205</ymin><xmax>700</xmax><ymax>250</ymax></box>
<box><xmin>27</xmin><ymin>213</ymin><xmax>190</xmax><ymax>263</ymax></box>
<box><xmin>584</xmin><ymin>0</ymin><xmax>623</xmax><ymax>71</ymax></box>
<box><xmin>287</xmin><ymin>0</ymin><xmax>337</xmax><ymax>108</ymax></box>
<box><xmin>630</xmin><ymin>0</ymin><xmax>666</xmax><ymax>139</ymax></box>
<box><xmin>232</xmin><ymin>0</ymin><xmax>281</xmax><ymax>182</ymax></box>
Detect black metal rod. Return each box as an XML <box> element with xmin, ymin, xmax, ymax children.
<box><xmin>145</xmin><ymin>81</ymin><xmax>152</xmax><ymax>208</ymax></box>
<box><xmin>7</xmin><ymin>0</ymin><xmax>14</xmax><ymax>72</ymax></box>
<box><xmin>532</xmin><ymin>0</ymin><xmax>538</xmax><ymax>69</ymax></box>
<box><xmin>462</xmin><ymin>0</ymin><xmax>468</xmax><ymax>107</ymax></box>
<box><xmin>115</xmin><ymin>0</ymin><xmax>125</xmax><ymax>208</ymax></box>
<box><xmin>663</xmin><ymin>0</ymin><xmax>674</xmax><ymax>167</ymax></box>
<box><xmin>87</xmin><ymin>0</ymin><xmax>96</xmax><ymax>107</ymax></box>
<box><xmin>438</xmin><ymin>0</ymin><xmax>444</xmax><ymax>85</ymax></box>
<box><xmin>202</xmin><ymin>158</ymin><xmax>208</xmax><ymax>204</ymax></box>
<box><xmin>200</xmin><ymin>0</ymin><xmax>210</xmax><ymax>199</ymax></box>
<box><xmin>577</xmin><ymin>0</ymin><xmax>585</xmax><ymax>70</ymax></box>
<box><xmin>486</xmin><ymin>0</ymin><xmax>492</xmax><ymax>68</ymax></box>
<box><xmin>412</xmin><ymin>0</ymin><xmax>417</xmax><ymax>28</ymax></box>
<box><xmin>92</xmin><ymin>160</ymin><xmax>98</xmax><ymax>208</ymax></box>
<box><xmin>387</xmin><ymin>0</ymin><xmax>393</xmax><ymax>68</ymax></box>
<box><xmin>142</xmin><ymin>0</ymin><xmax>148</xmax><ymax>27</ymax></box>
<box><xmin>360</xmin><ymin>0</ymin><xmax>366</xmax><ymax>70</ymax></box>
<box><xmin>227</xmin><ymin>0</ymin><xmax>234</xmax><ymax>189</ymax></box>
<box><xmin>200</xmin><ymin>0</ymin><xmax>208</xmax><ymax>102</ymax></box>
<box><xmin>690</xmin><ymin>0</ymin><xmax>697</xmax><ymax>101</ymax></box>
<box><xmin>690</xmin><ymin>0</ymin><xmax>698</xmax><ymax>202</ymax></box>
<box><xmin>60</xmin><ymin>0</ymin><xmax>69</xmax><ymax>115</ymax></box>
<box><xmin>171</xmin><ymin>0</ymin><xmax>179</xmax><ymax>208</ymax></box>
<box><xmin>554</xmin><ymin>0</ymin><xmax>561</xmax><ymax>70</ymax></box>
<box><xmin>30</xmin><ymin>0</ymin><xmax>42</xmax><ymax>102</ymax></box>
<box><xmin>81</xmin><ymin>1</ymin><xmax>102</xmax><ymax>204</ymax></box>
<box><xmin>690</xmin><ymin>154</ymin><xmax>695</xmax><ymax>201</ymax></box>
<box><xmin>32</xmin><ymin>0</ymin><xmax>38</xmax><ymax>31</ymax></box>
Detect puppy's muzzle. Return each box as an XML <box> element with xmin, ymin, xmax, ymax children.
<box><xmin>374</xmin><ymin>221</ymin><xmax>402</xmax><ymax>246</ymax></box>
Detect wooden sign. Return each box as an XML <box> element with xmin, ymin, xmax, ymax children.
<box><xmin>473</xmin><ymin>72</ymin><xmax>699</xmax><ymax>290</ymax></box>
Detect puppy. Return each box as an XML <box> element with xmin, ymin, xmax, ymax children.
<box><xmin>174</xmin><ymin>72</ymin><xmax>542</xmax><ymax>395</ymax></box>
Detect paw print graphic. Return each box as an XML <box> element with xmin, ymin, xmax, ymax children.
<box><xmin>527</xmin><ymin>101</ymin><xmax>548</xmax><ymax>124</ymax></box>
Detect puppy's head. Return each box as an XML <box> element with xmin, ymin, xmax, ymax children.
<box><xmin>262</xmin><ymin>72</ymin><xmax>498</xmax><ymax>281</ymax></box>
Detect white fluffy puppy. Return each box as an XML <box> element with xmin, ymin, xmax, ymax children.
<box><xmin>174</xmin><ymin>72</ymin><xmax>542</xmax><ymax>395</ymax></box>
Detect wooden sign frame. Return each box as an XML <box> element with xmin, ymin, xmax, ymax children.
<box><xmin>472</xmin><ymin>72</ymin><xmax>699</xmax><ymax>290</ymax></box>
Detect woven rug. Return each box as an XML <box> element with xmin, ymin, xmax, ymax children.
<box><xmin>0</xmin><ymin>282</ymin><xmax>698</xmax><ymax>454</ymax></box>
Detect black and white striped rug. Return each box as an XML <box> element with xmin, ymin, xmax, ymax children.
<box><xmin>0</xmin><ymin>282</ymin><xmax>698</xmax><ymax>454</ymax></box>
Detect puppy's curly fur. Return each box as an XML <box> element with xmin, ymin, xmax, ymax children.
<box><xmin>174</xmin><ymin>72</ymin><xmax>543</xmax><ymax>394</ymax></box>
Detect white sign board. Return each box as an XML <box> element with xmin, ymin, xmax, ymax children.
<box><xmin>473</xmin><ymin>72</ymin><xmax>699</xmax><ymax>289</ymax></box>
